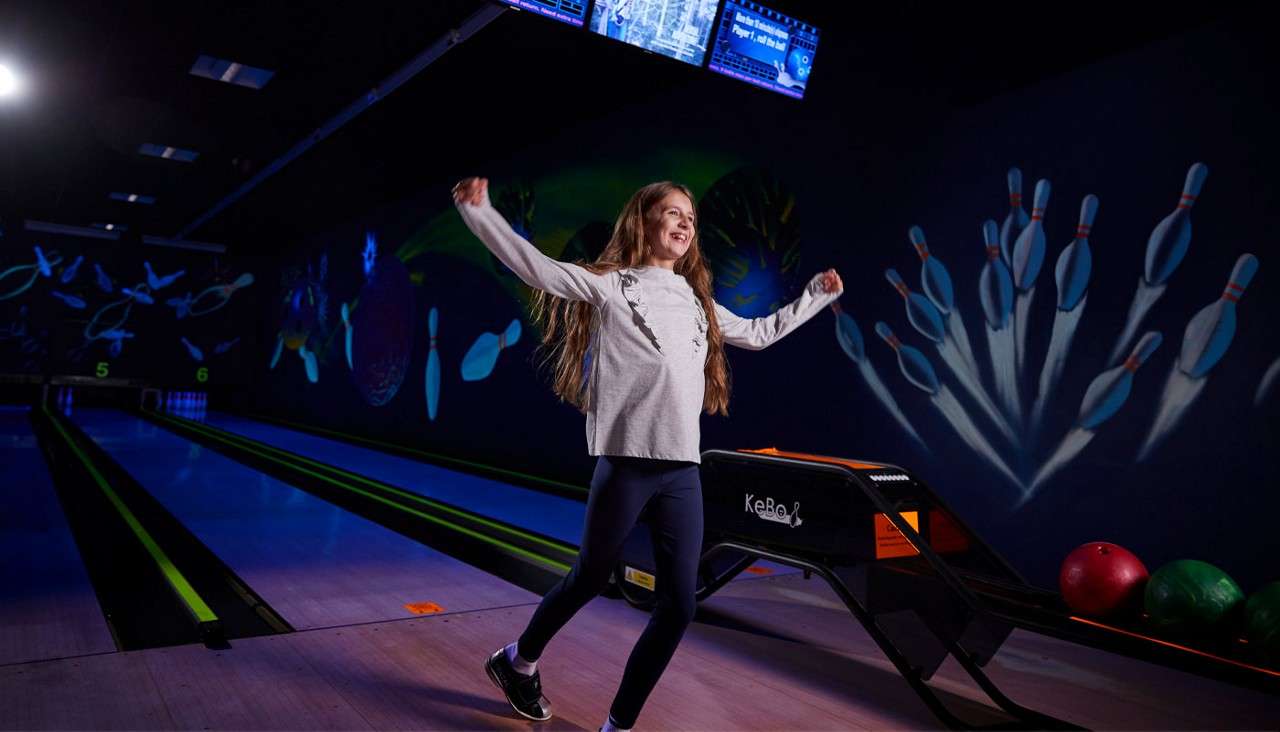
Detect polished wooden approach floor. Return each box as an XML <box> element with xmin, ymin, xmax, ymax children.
<box><xmin>3</xmin><ymin>570</ymin><xmax>1277</xmax><ymax>730</ymax></box>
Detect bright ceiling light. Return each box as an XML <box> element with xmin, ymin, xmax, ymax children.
<box><xmin>0</xmin><ymin>64</ymin><xmax>20</xmax><ymax>97</ymax></box>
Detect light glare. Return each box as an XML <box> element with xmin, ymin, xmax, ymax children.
<box><xmin>0</xmin><ymin>64</ymin><xmax>19</xmax><ymax>97</ymax></box>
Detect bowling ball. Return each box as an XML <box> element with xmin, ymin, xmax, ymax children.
<box><xmin>1243</xmin><ymin>581</ymin><xmax>1280</xmax><ymax>663</ymax></box>
<box><xmin>785</xmin><ymin>48</ymin><xmax>812</xmax><ymax>82</ymax></box>
<box><xmin>1144</xmin><ymin>560</ymin><xmax>1244</xmax><ymax>636</ymax></box>
<box><xmin>1058</xmin><ymin>542</ymin><xmax>1149</xmax><ymax>617</ymax></box>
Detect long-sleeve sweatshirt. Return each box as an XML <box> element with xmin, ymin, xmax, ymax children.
<box><xmin>456</xmin><ymin>197</ymin><xmax>842</xmax><ymax>463</ymax></box>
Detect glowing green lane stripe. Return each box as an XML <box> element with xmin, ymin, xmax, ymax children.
<box><xmin>45</xmin><ymin>408</ymin><xmax>218</xmax><ymax>624</ymax></box>
<box><xmin>245</xmin><ymin>412</ymin><xmax>588</xmax><ymax>495</ymax></box>
<box><xmin>148</xmin><ymin>412</ymin><xmax>574</xmax><ymax>573</ymax></box>
<box><xmin>157</xmin><ymin>412</ymin><xmax>578</xmax><ymax>562</ymax></box>
<box><xmin>159</xmin><ymin>411</ymin><xmax>579</xmax><ymax>561</ymax></box>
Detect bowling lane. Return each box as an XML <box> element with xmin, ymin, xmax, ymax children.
<box><xmin>0</xmin><ymin>406</ymin><xmax>115</xmax><ymax>664</ymax></box>
<box><xmin>202</xmin><ymin>412</ymin><xmax>798</xmax><ymax>578</ymax></box>
<box><xmin>204</xmin><ymin>412</ymin><xmax>589</xmax><ymax>544</ymax></box>
<box><xmin>68</xmin><ymin>408</ymin><xmax>536</xmax><ymax>630</ymax></box>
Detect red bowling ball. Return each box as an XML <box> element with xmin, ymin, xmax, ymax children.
<box><xmin>1059</xmin><ymin>542</ymin><xmax>1150</xmax><ymax>617</ymax></box>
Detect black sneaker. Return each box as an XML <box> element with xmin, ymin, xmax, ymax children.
<box><xmin>484</xmin><ymin>647</ymin><xmax>552</xmax><ymax>721</ymax></box>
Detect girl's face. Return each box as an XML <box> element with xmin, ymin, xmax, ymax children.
<box><xmin>646</xmin><ymin>190</ymin><xmax>696</xmax><ymax>265</ymax></box>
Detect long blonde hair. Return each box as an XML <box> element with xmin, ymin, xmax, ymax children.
<box><xmin>529</xmin><ymin>181</ymin><xmax>732</xmax><ymax>416</ymax></box>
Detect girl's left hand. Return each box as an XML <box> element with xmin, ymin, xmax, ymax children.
<box><xmin>818</xmin><ymin>268</ymin><xmax>843</xmax><ymax>294</ymax></box>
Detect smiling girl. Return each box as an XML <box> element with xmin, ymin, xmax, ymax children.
<box><xmin>454</xmin><ymin>177</ymin><xmax>842</xmax><ymax>731</ymax></box>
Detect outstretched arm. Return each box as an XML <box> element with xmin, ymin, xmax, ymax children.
<box><xmin>715</xmin><ymin>269</ymin><xmax>843</xmax><ymax>351</ymax></box>
<box><xmin>453</xmin><ymin>177</ymin><xmax>609</xmax><ymax>307</ymax></box>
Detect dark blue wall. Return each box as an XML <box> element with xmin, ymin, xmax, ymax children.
<box><xmin>246</xmin><ymin>16</ymin><xmax>1278</xmax><ymax>591</ymax></box>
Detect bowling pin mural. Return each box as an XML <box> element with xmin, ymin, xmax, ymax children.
<box><xmin>1031</xmin><ymin>194</ymin><xmax>1098</xmax><ymax>431</ymax></box>
<box><xmin>34</xmin><ymin>246</ymin><xmax>52</xmax><ymax>278</ymax></box>
<box><xmin>121</xmin><ymin>286</ymin><xmax>154</xmax><ymax>305</ymax></box>
<box><xmin>1028</xmin><ymin>332</ymin><xmax>1162</xmax><ymax>499</ymax></box>
<box><xmin>50</xmin><ymin>291</ymin><xmax>86</xmax><ymax>309</ymax></box>
<box><xmin>181</xmin><ymin>336</ymin><xmax>204</xmax><ymax>362</ymax></box>
<box><xmin>830</xmin><ymin>302</ymin><xmax>927</xmax><ymax>452</ymax></box>
<box><xmin>875</xmin><ymin>322</ymin><xmax>1022</xmax><ymax>491</ymax></box>
<box><xmin>60</xmin><ymin>255</ymin><xmax>83</xmax><ymax>284</ymax></box>
<box><xmin>269</xmin><ymin>335</ymin><xmax>284</xmax><ymax>370</ymax></box>
<box><xmin>1256</xmin><ymin>356</ymin><xmax>1280</xmax><ymax>408</ymax></box>
<box><xmin>298</xmin><ymin>344</ymin><xmax>319</xmax><ymax>383</ymax></box>
<box><xmin>94</xmin><ymin>263</ymin><xmax>113</xmax><ymax>293</ymax></box>
<box><xmin>82</xmin><ymin>285</ymin><xmax>144</xmax><ymax>351</ymax></box>
<box><xmin>144</xmin><ymin>261</ymin><xmax>185</xmax><ymax>290</ymax></box>
<box><xmin>979</xmin><ymin>220</ymin><xmax>1020</xmax><ymax>423</ymax></box>
<box><xmin>1012</xmin><ymin>178</ymin><xmax>1051</xmax><ymax>385</ymax></box>
<box><xmin>213</xmin><ymin>337</ymin><xmax>239</xmax><ymax>356</ymax></box>
<box><xmin>1109</xmin><ymin>163</ymin><xmax>1209</xmax><ymax>365</ymax></box>
<box><xmin>1000</xmin><ymin>167</ymin><xmax>1030</xmax><ymax>268</ymax></box>
<box><xmin>426</xmin><ymin>306</ymin><xmax>440</xmax><ymax>421</ymax></box>
<box><xmin>461</xmin><ymin>319</ymin><xmax>521</xmax><ymax>381</ymax></box>
<box><xmin>887</xmin><ymin>268</ymin><xmax>1017</xmax><ymax>445</ymax></box>
<box><xmin>101</xmin><ymin>328</ymin><xmax>133</xmax><ymax>358</ymax></box>
<box><xmin>341</xmin><ymin>302</ymin><xmax>353</xmax><ymax>370</ymax></box>
<box><xmin>168</xmin><ymin>273</ymin><xmax>254</xmax><ymax>319</ymax></box>
<box><xmin>1138</xmin><ymin>254</ymin><xmax>1258</xmax><ymax>462</ymax></box>
<box><xmin>908</xmin><ymin>225</ymin><xmax>980</xmax><ymax>380</ymax></box>
<box><xmin>0</xmin><ymin>246</ymin><xmax>62</xmax><ymax>301</ymax></box>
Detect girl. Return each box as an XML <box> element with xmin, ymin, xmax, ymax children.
<box><xmin>453</xmin><ymin>176</ymin><xmax>842</xmax><ymax>731</ymax></box>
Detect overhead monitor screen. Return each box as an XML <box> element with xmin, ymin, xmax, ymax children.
<box><xmin>589</xmin><ymin>0</ymin><xmax>721</xmax><ymax>67</ymax></box>
<box><xmin>496</xmin><ymin>0</ymin><xmax>589</xmax><ymax>27</ymax></box>
<box><xmin>707</xmin><ymin>0</ymin><xmax>819</xmax><ymax>99</ymax></box>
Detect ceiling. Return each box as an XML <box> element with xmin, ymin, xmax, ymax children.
<box><xmin>0</xmin><ymin>1</ymin><xmax>1237</xmax><ymax>251</ymax></box>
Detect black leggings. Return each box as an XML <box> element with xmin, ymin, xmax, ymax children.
<box><xmin>517</xmin><ymin>455</ymin><xmax>703</xmax><ymax>728</ymax></box>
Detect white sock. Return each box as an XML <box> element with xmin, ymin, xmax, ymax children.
<box><xmin>504</xmin><ymin>642</ymin><xmax>536</xmax><ymax>676</ymax></box>
<box><xmin>602</xmin><ymin>716</ymin><xmax>630</xmax><ymax>732</ymax></box>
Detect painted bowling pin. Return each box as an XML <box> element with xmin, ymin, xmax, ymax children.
<box><xmin>228</xmin><ymin>272</ymin><xmax>254</xmax><ymax>292</ymax></box>
<box><xmin>181</xmin><ymin>336</ymin><xmax>204</xmax><ymax>362</ymax></box>
<box><xmin>1012</xmin><ymin>179</ymin><xmax>1051</xmax><ymax>291</ymax></box>
<box><xmin>270</xmin><ymin>335</ymin><xmax>284</xmax><ymax>369</ymax></box>
<box><xmin>461</xmin><ymin>319</ymin><xmax>522</xmax><ymax>382</ymax></box>
<box><xmin>831</xmin><ymin>302</ymin><xmax>865</xmax><ymax>363</ymax></box>
<box><xmin>145</xmin><ymin>261</ymin><xmax>184</xmax><ymax>290</ymax></box>
<box><xmin>60</xmin><ymin>255</ymin><xmax>83</xmax><ymax>284</ymax></box>
<box><xmin>95</xmin><ymin>263</ymin><xmax>113</xmax><ymax>293</ymax></box>
<box><xmin>34</xmin><ymin>246</ymin><xmax>52</xmax><ymax>278</ymax></box>
<box><xmin>426</xmin><ymin>307</ymin><xmax>440</xmax><ymax>421</ymax></box>
<box><xmin>1000</xmin><ymin>168</ymin><xmax>1030</xmax><ymax>266</ymax></box>
<box><xmin>886</xmin><ymin>269</ymin><xmax>945</xmax><ymax>343</ymax></box>
<box><xmin>980</xmin><ymin>220</ymin><xmax>1014</xmax><ymax>329</ymax></box>
<box><xmin>908</xmin><ymin>226</ymin><xmax>954</xmax><ymax>314</ymax></box>
<box><xmin>363</xmin><ymin>232</ymin><xmax>377</xmax><ymax>277</ymax></box>
<box><xmin>1055</xmin><ymin>195</ymin><xmax>1097</xmax><ymax>311</ymax></box>
<box><xmin>122</xmin><ymin>286</ymin><xmax>154</xmax><ymax>305</ymax></box>
<box><xmin>50</xmin><ymin>291</ymin><xmax>86</xmax><ymax>309</ymax></box>
<box><xmin>298</xmin><ymin>344</ymin><xmax>319</xmax><ymax>383</ymax></box>
<box><xmin>1145</xmin><ymin>163</ymin><xmax>1209</xmax><ymax>286</ymax></box>
<box><xmin>1078</xmin><ymin>332</ymin><xmax>1162</xmax><ymax>430</ymax></box>
<box><xmin>341</xmin><ymin>302</ymin><xmax>353</xmax><ymax>369</ymax></box>
<box><xmin>875</xmin><ymin>322</ymin><xmax>940</xmax><ymax>394</ymax></box>
<box><xmin>1179</xmin><ymin>253</ymin><xmax>1258</xmax><ymax>379</ymax></box>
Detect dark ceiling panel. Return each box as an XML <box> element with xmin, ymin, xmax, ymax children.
<box><xmin>0</xmin><ymin>1</ymin><xmax>1239</xmax><ymax>249</ymax></box>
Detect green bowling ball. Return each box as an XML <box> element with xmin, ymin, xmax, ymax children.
<box><xmin>1144</xmin><ymin>560</ymin><xmax>1244</xmax><ymax>635</ymax></box>
<box><xmin>1244</xmin><ymin>581</ymin><xmax>1280</xmax><ymax>662</ymax></box>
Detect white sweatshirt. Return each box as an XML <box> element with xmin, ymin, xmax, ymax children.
<box><xmin>456</xmin><ymin>198</ymin><xmax>842</xmax><ymax>464</ymax></box>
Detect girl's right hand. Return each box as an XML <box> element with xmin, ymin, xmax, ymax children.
<box><xmin>452</xmin><ymin>177</ymin><xmax>489</xmax><ymax>207</ymax></box>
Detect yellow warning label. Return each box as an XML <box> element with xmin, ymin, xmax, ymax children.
<box><xmin>875</xmin><ymin>511</ymin><xmax>920</xmax><ymax>559</ymax></box>
<box><xmin>623</xmin><ymin>566</ymin><xmax>656</xmax><ymax>590</ymax></box>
